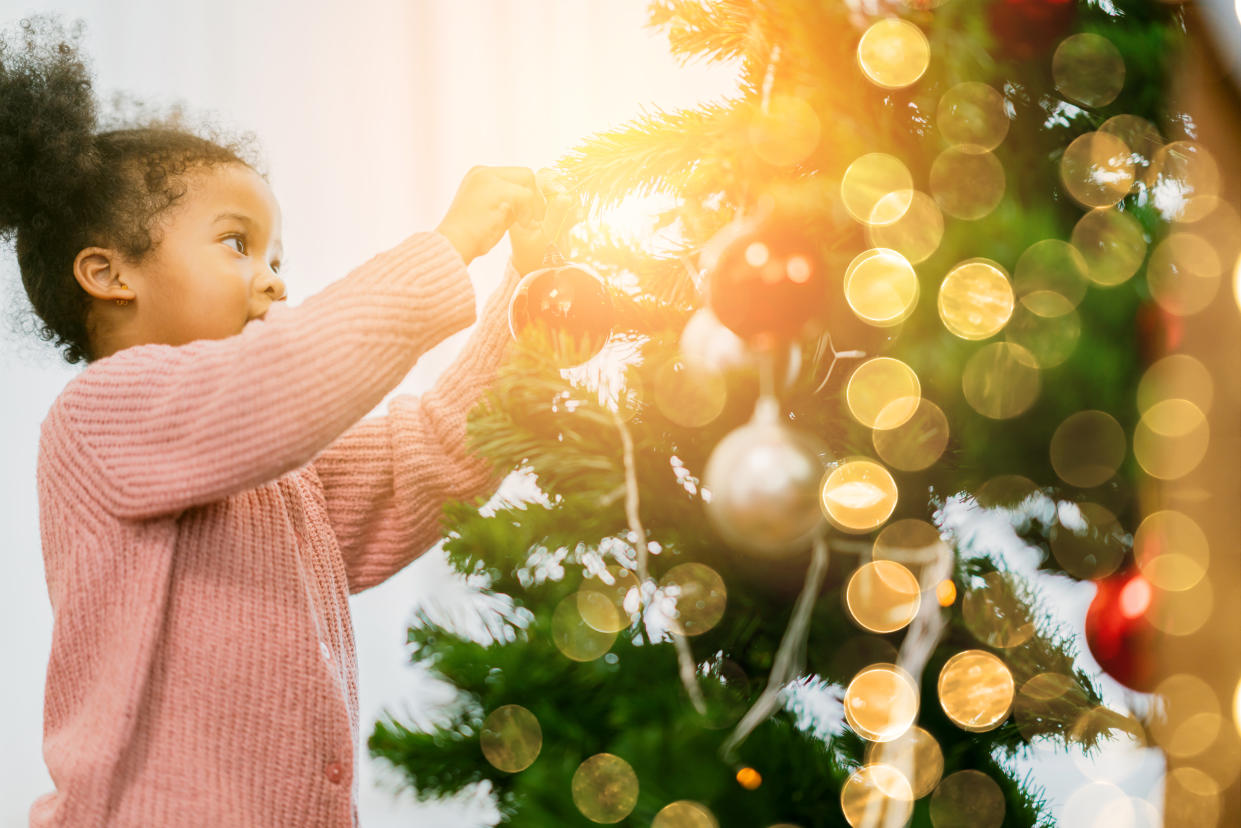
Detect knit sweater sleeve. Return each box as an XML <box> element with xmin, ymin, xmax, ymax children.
<box><xmin>312</xmin><ymin>256</ymin><xmax>521</xmax><ymax>594</ymax></box>
<box><xmin>52</xmin><ymin>231</ymin><xmax>477</xmax><ymax>521</ymax></box>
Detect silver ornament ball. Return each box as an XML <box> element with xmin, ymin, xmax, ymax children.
<box><xmin>702</xmin><ymin>398</ymin><xmax>830</xmax><ymax>557</ymax></box>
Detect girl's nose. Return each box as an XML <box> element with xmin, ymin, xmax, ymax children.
<box><xmin>257</xmin><ymin>269</ymin><xmax>286</xmax><ymax>302</ymax></box>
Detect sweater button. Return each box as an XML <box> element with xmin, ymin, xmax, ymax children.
<box><xmin>325</xmin><ymin>761</ymin><xmax>344</xmax><ymax>784</ymax></box>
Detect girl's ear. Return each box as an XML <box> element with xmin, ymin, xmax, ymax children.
<box><xmin>72</xmin><ymin>247</ymin><xmax>134</xmax><ymax>303</ymax></box>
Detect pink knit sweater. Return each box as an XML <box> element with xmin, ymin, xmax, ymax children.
<box><xmin>31</xmin><ymin>231</ymin><xmax>519</xmax><ymax>827</ymax></box>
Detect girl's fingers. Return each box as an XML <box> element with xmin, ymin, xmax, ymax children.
<box><xmin>503</xmin><ymin>181</ymin><xmax>546</xmax><ymax>227</ymax></box>
<box><xmin>489</xmin><ymin>166</ymin><xmax>538</xmax><ymax>187</ymax></box>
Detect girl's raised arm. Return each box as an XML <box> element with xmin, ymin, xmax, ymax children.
<box><xmin>44</xmin><ymin>231</ymin><xmax>475</xmax><ymax>520</ymax></box>
<box><xmin>312</xmin><ymin>258</ymin><xmax>521</xmax><ymax>593</ymax></box>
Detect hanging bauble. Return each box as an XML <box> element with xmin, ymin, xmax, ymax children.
<box><xmin>702</xmin><ymin>396</ymin><xmax>830</xmax><ymax>557</ymax></box>
<box><xmin>509</xmin><ymin>249</ymin><xmax>614</xmax><ymax>368</ymax></box>
<box><xmin>680</xmin><ymin>306</ymin><xmax>755</xmax><ymax>375</ymax></box>
<box><xmin>704</xmin><ymin>217</ymin><xmax>828</xmax><ymax>351</ymax></box>
<box><xmin>987</xmin><ymin>0</ymin><xmax>1077</xmax><ymax>61</ymax></box>
<box><xmin>1084</xmin><ymin>567</ymin><xmax>1159</xmax><ymax>692</ymax></box>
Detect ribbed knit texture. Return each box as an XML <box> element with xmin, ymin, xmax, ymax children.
<box><xmin>30</xmin><ymin>230</ymin><xmax>520</xmax><ymax>827</ymax></box>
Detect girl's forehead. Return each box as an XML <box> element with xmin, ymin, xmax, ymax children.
<box><xmin>187</xmin><ymin>165</ymin><xmax>282</xmax><ymax>227</ymax></box>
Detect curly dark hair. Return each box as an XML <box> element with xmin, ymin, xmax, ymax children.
<box><xmin>0</xmin><ymin>14</ymin><xmax>265</xmax><ymax>365</ymax></box>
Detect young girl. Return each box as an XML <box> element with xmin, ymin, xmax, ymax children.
<box><xmin>3</xmin><ymin>17</ymin><xmax>569</xmax><ymax>826</ymax></box>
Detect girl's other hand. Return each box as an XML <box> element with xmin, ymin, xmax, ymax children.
<box><xmin>508</xmin><ymin>170</ymin><xmax>579</xmax><ymax>275</ymax></box>
<box><xmin>434</xmin><ymin>166</ymin><xmax>545</xmax><ymax>266</ymax></box>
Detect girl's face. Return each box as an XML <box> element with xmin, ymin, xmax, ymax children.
<box><xmin>111</xmin><ymin>162</ymin><xmax>286</xmax><ymax>349</ymax></box>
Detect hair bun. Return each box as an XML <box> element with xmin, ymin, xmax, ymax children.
<box><xmin>0</xmin><ymin>14</ymin><xmax>100</xmax><ymax>240</ymax></box>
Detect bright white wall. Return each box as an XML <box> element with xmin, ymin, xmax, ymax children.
<box><xmin>0</xmin><ymin>2</ymin><xmax>735</xmax><ymax>825</ymax></box>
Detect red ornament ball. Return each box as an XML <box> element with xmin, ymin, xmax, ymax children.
<box><xmin>987</xmin><ymin>0</ymin><xmax>1077</xmax><ymax>61</ymax></box>
<box><xmin>508</xmin><ymin>261</ymin><xmax>614</xmax><ymax>367</ymax></box>
<box><xmin>1084</xmin><ymin>567</ymin><xmax>1159</xmax><ymax>692</ymax></box>
<box><xmin>705</xmin><ymin>220</ymin><xmax>828</xmax><ymax>351</ymax></box>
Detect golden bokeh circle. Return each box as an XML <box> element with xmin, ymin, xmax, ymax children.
<box><xmin>1146</xmin><ymin>232</ymin><xmax>1222</xmax><ymax>316</ymax></box>
<box><xmin>1164</xmin><ymin>766</ymin><xmax>1223</xmax><ymax>828</ymax></box>
<box><xmin>856</xmin><ymin>18</ymin><xmax>930</xmax><ymax>89</ymax></box>
<box><xmin>658</xmin><ymin>562</ymin><xmax>727</xmax><ymax>637</ymax></box>
<box><xmin>1013</xmin><ymin>672</ymin><xmax>1087</xmax><ymax>742</ymax></box>
<box><xmin>1053</xmin><ymin>33</ymin><xmax>1126</xmax><ymax>108</ymax></box>
<box><xmin>844</xmin><ymin>663</ymin><xmax>921</xmax><ymax>742</ymax></box>
<box><xmin>841</xmin><ymin>763</ymin><xmax>915</xmax><ymax>828</ymax></box>
<box><xmin>1138</xmin><ymin>354</ymin><xmax>1213</xmax><ymax>416</ymax></box>
<box><xmin>846</xmin><ymin>560</ymin><xmax>922</xmax><ymax>634</ymax></box>
<box><xmin>865</xmin><ymin>725</ymin><xmax>944</xmax><ymax>799</ymax></box>
<box><xmin>1236</xmin><ymin>250</ymin><xmax>1241</xmax><ymax>314</ymax></box>
<box><xmin>480</xmin><ymin>705</ymin><xmax>543</xmax><ymax>773</ymax></box>
<box><xmin>871</xmin><ymin>398</ymin><xmax>950</xmax><ymax>472</ymax></box>
<box><xmin>579</xmin><ymin>565</ymin><xmax>641</xmax><ymax>633</ymax></box>
<box><xmin>1004</xmin><ymin>299</ymin><xmax>1081</xmax><ymax>369</ymax></box>
<box><xmin>1049</xmin><ymin>410</ymin><xmax>1127</xmax><ymax>488</ymax></box>
<box><xmin>552</xmin><ymin>594</ymin><xmax>619</xmax><ymax>662</ymax></box>
<box><xmin>938</xmin><ymin>259</ymin><xmax>1014</xmax><ymax>340</ymax></box>
<box><xmin>937</xmin><ymin>82</ymin><xmax>1009</xmax><ymax>151</ymax></box>
<box><xmin>1050</xmin><ymin>501</ymin><xmax>1125</xmax><ymax>580</ymax></box>
<box><xmin>844</xmin><ymin>248</ymin><xmax>920</xmax><ymax>327</ymax></box>
<box><xmin>1134</xmin><ymin>510</ymin><xmax>1209</xmax><ymax>593</ymax></box>
<box><xmin>841</xmin><ymin>153</ymin><xmax>915</xmax><ymax>225</ymax></box>
<box><xmin>961</xmin><ymin>342</ymin><xmax>1041</xmax><ymax>419</ymax></box>
<box><xmin>749</xmin><ymin>95</ymin><xmax>822</xmax><ymax>167</ymax></box>
<box><xmin>1153</xmin><ymin>674</ymin><xmax>1221</xmax><ymax>760</ymax></box>
<box><xmin>846</xmin><ymin>357</ymin><xmax>922</xmax><ymax>430</ymax></box>
<box><xmin>938</xmin><ymin>649</ymin><xmax>1015</xmax><ymax>732</ymax></box>
<box><xmin>571</xmin><ymin>753</ymin><xmax>640</xmax><ymax>824</ymax></box>
<box><xmin>962</xmin><ymin>571</ymin><xmax>1036</xmax><ymax>649</ymax></box>
<box><xmin>929</xmin><ymin>147</ymin><xmax>1006</xmax><ymax>220</ymax></box>
<box><xmin>652</xmin><ymin>800</ymin><xmax>719</xmax><ymax>828</ymax></box>
<box><xmin>1133</xmin><ymin>398</ymin><xmax>1209</xmax><ymax>480</ymax></box>
<box><xmin>1059</xmin><ymin>131</ymin><xmax>1136</xmax><ymax>209</ymax></box>
<box><xmin>1147</xmin><ymin>577</ymin><xmax>1214</xmax><ymax>637</ymax></box>
<box><xmin>1147</xmin><ymin>141</ymin><xmax>1221</xmax><ymax>223</ymax></box>
<box><xmin>1013</xmin><ymin>239</ymin><xmax>1089</xmax><ymax>311</ymax></box>
<box><xmin>1235</xmin><ymin>678</ymin><xmax>1241</xmax><ymax>740</ymax></box>
<box><xmin>866</xmin><ymin>190</ymin><xmax>944</xmax><ymax>264</ymax></box>
<box><xmin>1071</xmin><ymin>208</ymin><xmax>1148</xmax><ymax>287</ymax></box>
<box><xmin>1098</xmin><ymin>114</ymin><xmax>1164</xmax><ymax>188</ymax></box>
<box><xmin>873</xmin><ymin>519</ymin><xmax>951</xmax><ymax>585</ymax></box>
<box><xmin>653</xmin><ymin>356</ymin><xmax>728</xmax><ymax>428</ymax></box>
<box><xmin>820</xmin><ymin>459</ymin><xmax>900</xmax><ymax>533</ymax></box>
<box><xmin>936</xmin><ymin>580</ymin><xmax>957</xmax><ymax>607</ymax></box>
<box><xmin>929</xmin><ymin>770</ymin><xmax>1006</xmax><ymax>828</ymax></box>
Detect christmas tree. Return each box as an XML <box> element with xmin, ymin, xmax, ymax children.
<box><xmin>366</xmin><ymin>1</ymin><xmax>1228</xmax><ymax>825</ymax></box>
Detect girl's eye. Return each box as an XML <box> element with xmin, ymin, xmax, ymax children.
<box><xmin>222</xmin><ymin>234</ymin><xmax>246</xmax><ymax>255</ymax></box>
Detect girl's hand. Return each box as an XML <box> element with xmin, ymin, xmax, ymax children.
<box><xmin>508</xmin><ymin>170</ymin><xmax>579</xmax><ymax>275</ymax></box>
<box><xmin>435</xmin><ymin>166</ymin><xmax>546</xmax><ymax>266</ymax></box>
